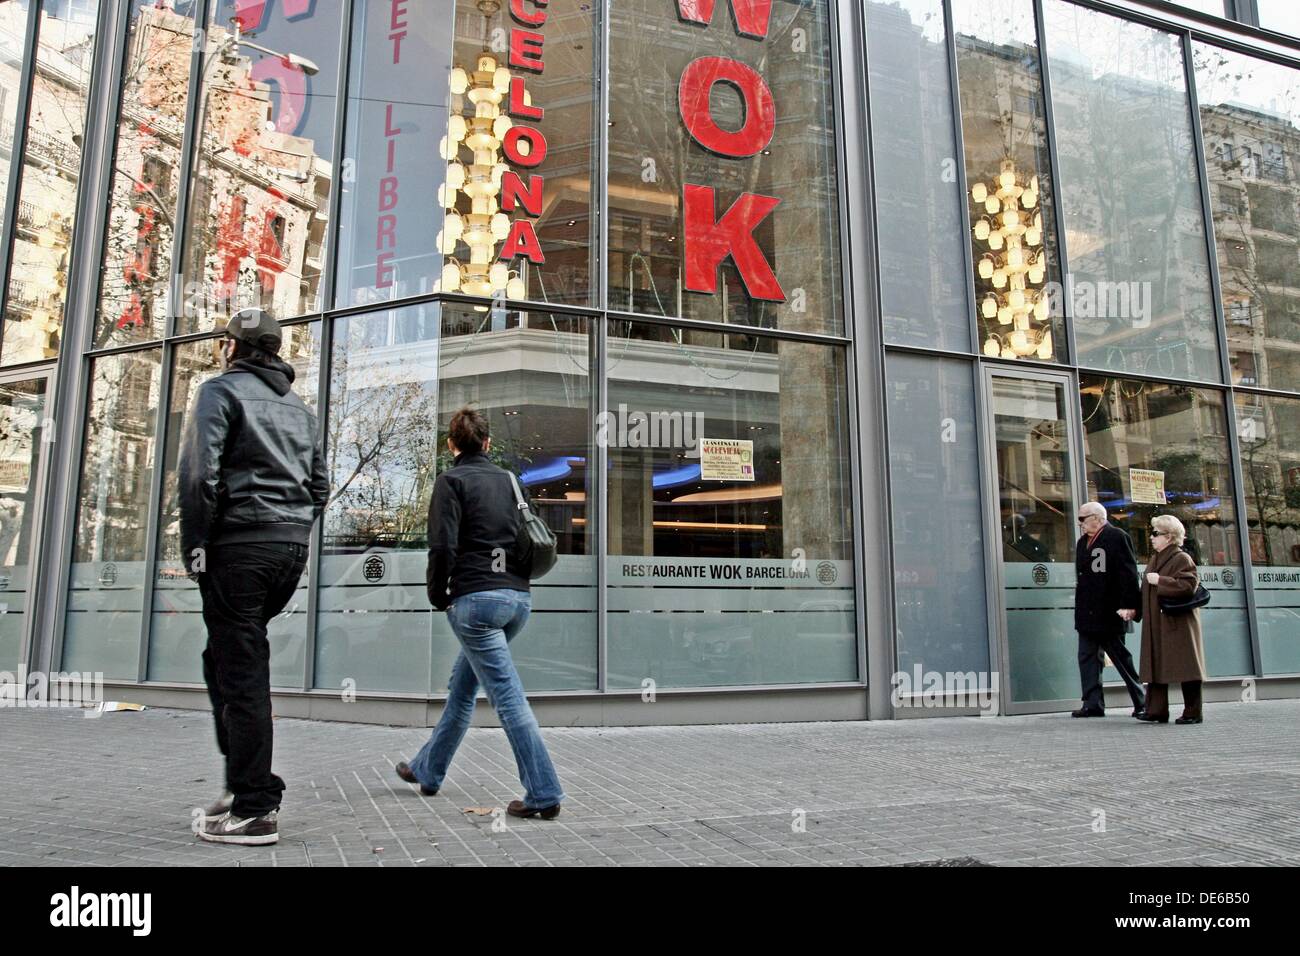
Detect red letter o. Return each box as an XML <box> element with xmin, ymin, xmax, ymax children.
<box><xmin>678</xmin><ymin>56</ymin><xmax>775</xmax><ymax>158</ymax></box>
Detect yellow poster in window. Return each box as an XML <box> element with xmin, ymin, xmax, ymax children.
<box><xmin>699</xmin><ymin>438</ymin><xmax>755</xmax><ymax>481</ymax></box>
<box><xmin>1129</xmin><ymin>468</ymin><xmax>1167</xmax><ymax>505</ymax></box>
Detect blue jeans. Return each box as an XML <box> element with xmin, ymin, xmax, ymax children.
<box><xmin>408</xmin><ymin>589</ymin><xmax>564</xmax><ymax>808</ymax></box>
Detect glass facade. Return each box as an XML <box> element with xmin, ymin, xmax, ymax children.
<box><xmin>0</xmin><ymin>0</ymin><xmax>1296</xmax><ymax>720</ymax></box>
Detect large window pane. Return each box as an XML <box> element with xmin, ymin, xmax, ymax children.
<box><xmin>1193</xmin><ymin>45</ymin><xmax>1300</xmax><ymax>393</ymax></box>
<box><xmin>1237</xmin><ymin>393</ymin><xmax>1300</xmax><ymax>674</ymax></box>
<box><xmin>94</xmin><ymin>1</ymin><xmax>200</xmax><ymax>349</ymax></box>
<box><xmin>339</xmin><ymin>1</ymin><xmax>597</xmax><ymax>308</ymax></box>
<box><xmin>953</xmin><ymin>0</ymin><xmax>1065</xmax><ymax>362</ymax></box>
<box><xmin>63</xmin><ymin>349</ymin><xmax>163</xmax><ymax>678</ymax></box>
<box><xmin>1257</xmin><ymin>0</ymin><xmax>1300</xmax><ymax>39</ymax></box>
<box><xmin>868</xmin><ymin>0</ymin><xmax>971</xmax><ymax>352</ymax></box>
<box><xmin>148</xmin><ymin>324</ymin><xmax>320</xmax><ymax>685</ymax></box>
<box><xmin>316</xmin><ymin>303</ymin><xmax>594</xmax><ymax>694</ymax></box>
<box><xmin>1080</xmin><ymin>375</ymin><xmax>1252</xmax><ymax>677</ymax></box>
<box><xmin>1044</xmin><ymin>2</ymin><xmax>1221</xmax><ymax>382</ymax></box>
<box><xmin>178</xmin><ymin>0</ymin><xmax>343</xmax><ymax>330</ymax></box>
<box><xmin>606</xmin><ymin>321</ymin><xmax>856</xmax><ymax>688</ymax></box>
<box><xmin>2</xmin><ymin>0</ymin><xmax>97</xmax><ymax>364</ymax></box>
<box><xmin>608</xmin><ymin>0</ymin><xmax>842</xmax><ymax>333</ymax></box>
<box><xmin>0</xmin><ymin>2</ymin><xmax>32</xmax><ymax>247</ymax></box>
<box><xmin>886</xmin><ymin>353</ymin><xmax>988</xmax><ymax>677</ymax></box>
<box><xmin>0</xmin><ymin>377</ymin><xmax>47</xmax><ymax>671</ymax></box>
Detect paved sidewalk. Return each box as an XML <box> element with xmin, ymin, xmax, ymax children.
<box><xmin>2</xmin><ymin>700</ymin><xmax>1297</xmax><ymax>866</ymax></box>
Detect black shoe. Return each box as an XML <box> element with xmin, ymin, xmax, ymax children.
<box><xmin>506</xmin><ymin>799</ymin><xmax>561</xmax><ymax>820</ymax></box>
<box><xmin>1071</xmin><ymin>707</ymin><xmax>1105</xmax><ymax>718</ymax></box>
<box><xmin>1175</xmin><ymin>715</ymin><xmax>1203</xmax><ymax>725</ymax></box>
<box><xmin>197</xmin><ymin>810</ymin><xmax>279</xmax><ymax>846</ymax></box>
<box><xmin>396</xmin><ymin>761</ymin><xmax>438</xmax><ymax>796</ymax></box>
<box><xmin>1132</xmin><ymin>709</ymin><xmax>1145</xmax><ymax>720</ymax></box>
<box><xmin>1136</xmin><ymin>711</ymin><xmax>1169</xmax><ymax>723</ymax></box>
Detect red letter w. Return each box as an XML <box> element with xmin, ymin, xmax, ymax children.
<box><xmin>676</xmin><ymin>0</ymin><xmax>772</xmax><ymax>39</ymax></box>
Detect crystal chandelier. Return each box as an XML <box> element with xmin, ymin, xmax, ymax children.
<box><xmin>973</xmin><ymin>159</ymin><xmax>1052</xmax><ymax>361</ymax></box>
<box><xmin>436</xmin><ymin>0</ymin><xmax>527</xmax><ymax>300</ymax></box>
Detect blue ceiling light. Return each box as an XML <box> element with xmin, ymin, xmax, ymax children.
<box><xmin>653</xmin><ymin>463</ymin><xmax>701</xmax><ymax>489</ymax></box>
<box><xmin>519</xmin><ymin>456</ymin><xmax>585</xmax><ymax>485</ymax></box>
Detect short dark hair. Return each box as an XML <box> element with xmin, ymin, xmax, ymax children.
<box><xmin>448</xmin><ymin>405</ymin><xmax>489</xmax><ymax>454</ymax></box>
<box><xmin>226</xmin><ymin>335</ymin><xmax>273</xmax><ymax>364</ymax></box>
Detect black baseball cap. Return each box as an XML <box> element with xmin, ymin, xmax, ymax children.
<box><xmin>223</xmin><ymin>308</ymin><xmax>282</xmax><ymax>355</ymax></box>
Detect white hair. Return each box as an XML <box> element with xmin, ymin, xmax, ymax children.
<box><xmin>1080</xmin><ymin>502</ymin><xmax>1107</xmax><ymax>520</ymax></box>
<box><xmin>1152</xmin><ymin>514</ymin><xmax>1186</xmax><ymax>546</ymax></box>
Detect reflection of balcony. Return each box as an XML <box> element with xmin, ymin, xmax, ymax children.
<box><xmin>0</xmin><ymin>122</ymin><xmax>82</xmax><ymax>173</ymax></box>
<box><xmin>6</xmin><ymin>280</ymin><xmax>46</xmax><ymax>310</ymax></box>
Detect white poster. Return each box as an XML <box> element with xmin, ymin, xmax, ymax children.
<box><xmin>1129</xmin><ymin>468</ymin><xmax>1167</xmax><ymax>505</ymax></box>
<box><xmin>699</xmin><ymin>438</ymin><xmax>755</xmax><ymax>481</ymax></box>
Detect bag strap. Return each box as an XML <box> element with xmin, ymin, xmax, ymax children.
<box><xmin>507</xmin><ymin>471</ymin><xmax>530</xmax><ymax>513</ymax></box>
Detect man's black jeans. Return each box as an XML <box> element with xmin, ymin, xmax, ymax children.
<box><xmin>1078</xmin><ymin>629</ymin><xmax>1145</xmax><ymax>712</ymax></box>
<box><xmin>199</xmin><ymin>541</ymin><xmax>307</xmax><ymax>818</ymax></box>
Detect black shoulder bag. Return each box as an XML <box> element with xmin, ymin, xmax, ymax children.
<box><xmin>1156</xmin><ymin>551</ymin><xmax>1211</xmax><ymax>615</ymax></box>
<box><xmin>508</xmin><ymin>472</ymin><xmax>557</xmax><ymax>579</ymax></box>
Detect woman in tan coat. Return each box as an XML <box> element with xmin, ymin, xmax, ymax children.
<box><xmin>1135</xmin><ymin>514</ymin><xmax>1206</xmax><ymax>724</ymax></box>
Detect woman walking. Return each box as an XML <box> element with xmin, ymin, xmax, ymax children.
<box><xmin>1135</xmin><ymin>514</ymin><xmax>1206</xmax><ymax>725</ymax></box>
<box><xmin>395</xmin><ymin>405</ymin><xmax>564</xmax><ymax>817</ymax></box>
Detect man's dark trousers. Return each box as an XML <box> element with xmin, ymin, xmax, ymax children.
<box><xmin>199</xmin><ymin>541</ymin><xmax>307</xmax><ymax>818</ymax></box>
<box><xmin>1078</xmin><ymin>629</ymin><xmax>1145</xmax><ymax>712</ymax></box>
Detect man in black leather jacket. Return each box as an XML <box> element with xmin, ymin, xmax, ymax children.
<box><xmin>179</xmin><ymin>308</ymin><xmax>328</xmax><ymax>846</ymax></box>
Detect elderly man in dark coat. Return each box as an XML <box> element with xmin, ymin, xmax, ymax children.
<box><xmin>1072</xmin><ymin>501</ymin><xmax>1145</xmax><ymax>718</ymax></box>
<box><xmin>1136</xmin><ymin>514</ymin><xmax>1207</xmax><ymax>724</ymax></box>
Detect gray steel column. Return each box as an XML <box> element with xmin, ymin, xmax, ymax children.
<box><xmin>31</xmin><ymin>0</ymin><xmax>130</xmax><ymax>675</ymax></box>
<box><xmin>838</xmin><ymin>0</ymin><xmax>896</xmax><ymax>719</ymax></box>
<box><xmin>303</xmin><ymin>0</ymin><xmax>356</xmax><ymax>693</ymax></box>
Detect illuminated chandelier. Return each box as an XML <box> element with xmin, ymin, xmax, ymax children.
<box><xmin>436</xmin><ymin>0</ymin><xmax>527</xmax><ymax>300</ymax></box>
<box><xmin>973</xmin><ymin>159</ymin><xmax>1053</xmax><ymax>361</ymax></box>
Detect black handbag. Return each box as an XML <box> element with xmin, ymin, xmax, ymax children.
<box><xmin>1158</xmin><ymin>583</ymin><xmax>1211</xmax><ymax>615</ymax></box>
<box><xmin>508</xmin><ymin>472</ymin><xmax>557</xmax><ymax>579</ymax></box>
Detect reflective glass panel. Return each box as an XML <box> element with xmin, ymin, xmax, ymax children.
<box><xmin>147</xmin><ymin>324</ymin><xmax>320</xmax><ymax>685</ymax></box>
<box><xmin>607</xmin><ymin>0</ymin><xmax>842</xmax><ymax>333</ymax></box>
<box><xmin>2</xmin><ymin>0</ymin><xmax>98</xmax><ymax>364</ymax></box>
<box><xmin>1193</xmin><ymin>44</ymin><xmax>1300</xmax><ymax>392</ymax></box>
<box><xmin>1043</xmin><ymin>1</ymin><xmax>1221</xmax><ymax>382</ymax></box>
<box><xmin>0</xmin><ymin>377</ymin><xmax>47</xmax><ymax>672</ymax></box>
<box><xmin>886</xmin><ymin>354</ymin><xmax>989</xmax><ymax>679</ymax></box>
<box><xmin>94</xmin><ymin>1</ymin><xmax>201</xmax><ymax>348</ymax></box>
<box><xmin>315</xmin><ymin>303</ymin><xmax>594</xmax><ymax>693</ymax></box>
<box><xmin>953</xmin><ymin>0</ymin><xmax>1065</xmax><ymax>362</ymax></box>
<box><xmin>63</xmin><ymin>349</ymin><xmax>163</xmax><ymax>678</ymax></box>
<box><xmin>1081</xmin><ymin>374</ymin><xmax>1252</xmax><ymax>677</ymax></box>
<box><xmin>1236</xmin><ymin>392</ymin><xmax>1300</xmax><ymax>674</ymax></box>
<box><xmin>868</xmin><ymin>0</ymin><xmax>971</xmax><ymax>352</ymax></box>
<box><xmin>606</xmin><ymin>320</ymin><xmax>856</xmax><ymax>688</ymax></box>
<box><xmin>178</xmin><ymin>0</ymin><xmax>343</xmax><ymax>329</ymax></box>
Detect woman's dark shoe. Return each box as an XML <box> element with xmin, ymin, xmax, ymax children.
<box><xmin>1135</xmin><ymin>712</ymin><xmax>1169</xmax><ymax>723</ymax></box>
<box><xmin>506</xmin><ymin>799</ymin><xmax>561</xmax><ymax>820</ymax></box>
<box><xmin>1071</xmin><ymin>707</ymin><xmax>1105</xmax><ymax>718</ymax></box>
<box><xmin>1175</xmin><ymin>715</ymin><xmax>1203</xmax><ymax>725</ymax></box>
<box><xmin>395</xmin><ymin>761</ymin><xmax>438</xmax><ymax>796</ymax></box>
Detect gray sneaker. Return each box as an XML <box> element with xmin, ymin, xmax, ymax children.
<box><xmin>197</xmin><ymin>809</ymin><xmax>279</xmax><ymax>846</ymax></box>
<box><xmin>202</xmin><ymin>791</ymin><xmax>234</xmax><ymax>821</ymax></box>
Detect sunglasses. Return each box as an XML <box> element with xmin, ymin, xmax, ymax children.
<box><xmin>1150</xmin><ymin>530</ymin><xmax>1166</xmax><ymax>537</ymax></box>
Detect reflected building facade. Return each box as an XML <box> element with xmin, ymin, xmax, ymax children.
<box><xmin>0</xmin><ymin>0</ymin><xmax>1297</xmax><ymax>724</ymax></box>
